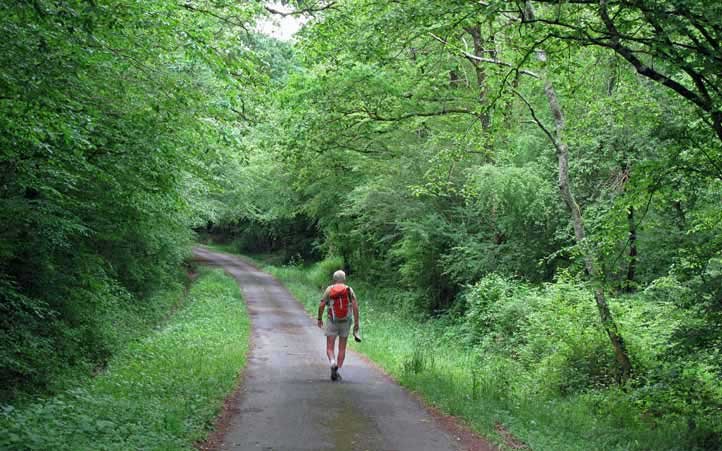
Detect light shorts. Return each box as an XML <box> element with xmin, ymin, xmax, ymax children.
<box><xmin>324</xmin><ymin>318</ymin><xmax>352</xmax><ymax>337</ymax></box>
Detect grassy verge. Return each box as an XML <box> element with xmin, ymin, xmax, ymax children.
<box><xmin>256</xmin><ymin>259</ymin><xmax>691</xmax><ymax>451</ymax></box>
<box><xmin>0</xmin><ymin>268</ymin><xmax>251</xmax><ymax>451</ymax></box>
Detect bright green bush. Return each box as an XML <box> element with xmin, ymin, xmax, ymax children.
<box><xmin>460</xmin><ymin>274</ymin><xmax>617</xmax><ymax>395</ymax></box>
<box><xmin>308</xmin><ymin>255</ymin><xmax>345</xmax><ymax>288</ymax></box>
<box><xmin>461</xmin><ymin>273</ymin><xmax>523</xmax><ymax>346</ymax></box>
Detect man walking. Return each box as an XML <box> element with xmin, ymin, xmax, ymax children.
<box><xmin>317</xmin><ymin>270</ymin><xmax>359</xmax><ymax>381</ymax></box>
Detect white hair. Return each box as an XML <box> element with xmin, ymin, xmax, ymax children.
<box><xmin>332</xmin><ymin>270</ymin><xmax>346</xmax><ymax>283</ymax></box>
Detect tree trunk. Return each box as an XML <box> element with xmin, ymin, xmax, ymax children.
<box><xmin>543</xmin><ymin>79</ymin><xmax>633</xmax><ymax>382</ymax></box>
<box><xmin>464</xmin><ymin>24</ymin><xmax>491</xmax><ymax>129</ymax></box>
<box><xmin>625</xmin><ymin>205</ymin><xmax>637</xmax><ymax>292</ymax></box>
<box><xmin>672</xmin><ymin>200</ymin><xmax>686</xmax><ymax>229</ymax></box>
<box><xmin>521</xmin><ymin>0</ymin><xmax>633</xmax><ymax>381</ymax></box>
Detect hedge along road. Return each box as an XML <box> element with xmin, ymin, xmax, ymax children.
<box><xmin>193</xmin><ymin>246</ymin><xmax>469</xmax><ymax>451</ymax></box>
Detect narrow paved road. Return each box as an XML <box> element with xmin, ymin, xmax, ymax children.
<box><xmin>193</xmin><ymin>246</ymin><xmax>465</xmax><ymax>451</ymax></box>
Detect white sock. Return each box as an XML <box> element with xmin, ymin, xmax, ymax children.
<box><xmin>331</xmin><ymin>359</ymin><xmax>337</xmax><ymax>367</ymax></box>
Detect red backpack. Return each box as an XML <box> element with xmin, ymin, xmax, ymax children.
<box><xmin>328</xmin><ymin>284</ymin><xmax>352</xmax><ymax>321</ymax></box>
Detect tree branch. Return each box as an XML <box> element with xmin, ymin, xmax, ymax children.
<box><xmin>358</xmin><ymin>106</ymin><xmax>478</xmax><ymax>122</ymax></box>
<box><xmin>430</xmin><ymin>33</ymin><xmax>540</xmax><ymax>79</ymax></box>
<box><xmin>510</xmin><ymin>87</ymin><xmax>556</xmax><ymax>146</ymax></box>
<box><xmin>265</xmin><ymin>2</ymin><xmax>336</xmax><ymax>17</ymax></box>
<box><xmin>597</xmin><ymin>0</ymin><xmax>710</xmax><ymax>112</ymax></box>
<box><xmin>180</xmin><ymin>2</ymin><xmax>251</xmax><ymax>35</ymax></box>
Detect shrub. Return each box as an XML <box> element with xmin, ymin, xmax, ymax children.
<box><xmin>461</xmin><ymin>273</ymin><xmax>530</xmax><ymax>349</ymax></box>
<box><xmin>308</xmin><ymin>255</ymin><xmax>345</xmax><ymax>288</ymax></box>
<box><xmin>462</xmin><ymin>274</ymin><xmax>620</xmax><ymax>395</ymax></box>
<box><xmin>524</xmin><ymin>280</ymin><xmax>619</xmax><ymax>394</ymax></box>
<box><xmin>627</xmin><ymin>361</ymin><xmax>722</xmax><ymax>449</ymax></box>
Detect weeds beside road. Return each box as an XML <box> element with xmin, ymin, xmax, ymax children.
<box><xmin>0</xmin><ymin>268</ymin><xmax>250</xmax><ymax>451</ymax></box>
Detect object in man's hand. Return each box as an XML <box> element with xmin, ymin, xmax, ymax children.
<box><xmin>353</xmin><ymin>331</ymin><xmax>362</xmax><ymax>342</ymax></box>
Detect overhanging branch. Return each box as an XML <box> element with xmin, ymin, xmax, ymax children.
<box><xmin>265</xmin><ymin>1</ymin><xmax>336</xmax><ymax>17</ymax></box>
<box><xmin>430</xmin><ymin>33</ymin><xmax>540</xmax><ymax>79</ymax></box>
<box><xmin>358</xmin><ymin>106</ymin><xmax>478</xmax><ymax>122</ymax></box>
<box><xmin>511</xmin><ymin>87</ymin><xmax>556</xmax><ymax>146</ymax></box>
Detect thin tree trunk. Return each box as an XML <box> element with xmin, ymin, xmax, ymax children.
<box><xmin>625</xmin><ymin>205</ymin><xmax>637</xmax><ymax>292</ymax></box>
<box><xmin>544</xmin><ymin>80</ymin><xmax>633</xmax><ymax>381</ymax></box>
<box><xmin>522</xmin><ymin>0</ymin><xmax>633</xmax><ymax>382</ymax></box>
<box><xmin>672</xmin><ymin>200</ymin><xmax>686</xmax><ymax>230</ymax></box>
<box><xmin>465</xmin><ymin>24</ymin><xmax>491</xmax><ymax>129</ymax></box>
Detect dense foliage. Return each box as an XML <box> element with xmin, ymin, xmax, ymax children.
<box><xmin>0</xmin><ymin>0</ymin><xmax>263</xmax><ymax>399</ymax></box>
<box><xmin>208</xmin><ymin>0</ymin><xmax>722</xmax><ymax>447</ymax></box>
<box><xmin>3</xmin><ymin>0</ymin><xmax>721</xmax><ymax>448</ymax></box>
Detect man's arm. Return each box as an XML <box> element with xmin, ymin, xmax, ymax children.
<box><xmin>351</xmin><ymin>289</ymin><xmax>360</xmax><ymax>332</ymax></box>
<box><xmin>317</xmin><ymin>287</ymin><xmax>329</xmax><ymax>328</ymax></box>
<box><xmin>317</xmin><ymin>301</ymin><xmax>325</xmax><ymax>328</ymax></box>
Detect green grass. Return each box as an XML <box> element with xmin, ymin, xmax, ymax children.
<box><xmin>260</xmin><ymin>261</ymin><xmax>693</xmax><ymax>451</ymax></box>
<box><xmin>0</xmin><ymin>268</ymin><xmax>251</xmax><ymax>451</ymax></box>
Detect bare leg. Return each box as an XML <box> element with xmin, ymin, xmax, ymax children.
<box><xmin>337</xmin><ymin>336</ymin><xmax>348</xmax><ymax>369</ymax></box>
<box><xmin>326</xmin><ymin>336</ymin><xmax>336</xmax><ymax>364</ymax></box>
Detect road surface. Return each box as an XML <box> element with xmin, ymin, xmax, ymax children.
<box><xmin>193</xmin><ymin>246</ymin><xmax>466</xmax><ymax>451</ymax></box>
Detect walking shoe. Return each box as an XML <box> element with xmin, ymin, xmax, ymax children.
<box><xmin>335</xmin><ymin>370</ymin><xmax>343</xmax><ymax>381</ymax></box>
<box><xmin>330</xmin><ymin>363</ymin><xmax>338</xmax><ymax>381</ymax></box>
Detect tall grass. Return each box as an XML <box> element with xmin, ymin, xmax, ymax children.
<box><xmin>0</xmin><ymin>268</ymin><xmax>251</xmax><ymax>451</ymax></box>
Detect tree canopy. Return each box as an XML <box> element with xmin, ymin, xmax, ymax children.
<box><xmin>2</xmin><ymin>0</ymin><xmax>721</xmax><ymax>448</ymax></box>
